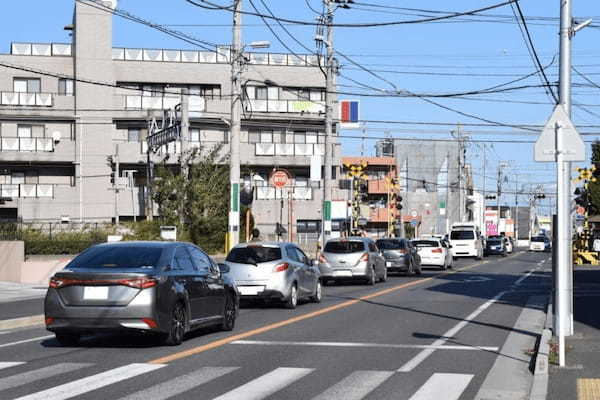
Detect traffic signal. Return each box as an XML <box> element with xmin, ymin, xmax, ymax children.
<box><xmin>485</xmin><ymin>195</ymin><xmax>496</xmax><ymax>200</ymax></box>
<box><xmin>110</xmin><ymin>171</ymin><xmax>115</xmax><ymax>185</ymax></box>
<box><xmin>395</xmin><ymin>194</ymin><xmax>403</xmax><ymax>210</ymax></box>
<box><xmin>534</xmin><ymin>194</ymin><xmax>546</xmax><ymax>200</ymax></box>
<box><xmin>574</xmin><ymin>187</ymin><xmax>587</xmax><ymax>207</ymax></box>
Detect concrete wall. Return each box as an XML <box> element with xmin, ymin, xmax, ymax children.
<box><xmin>0</xmin><ymin>241</ymin><xmax>24</xmax><ymax>282</ymax></box>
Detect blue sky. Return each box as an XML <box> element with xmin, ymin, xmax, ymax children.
<box><xmin>3</xmin><ymin>0</ymin><xmax>600</xmax><ymax>213</ymax></box>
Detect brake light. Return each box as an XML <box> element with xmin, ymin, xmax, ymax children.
<box><xmin>318</xmin><ymin>254</ymin><xmax>327</xmax><ymax>264</ymax></box>
<box><xmin>432</xmin><ymin>248</ymin><xmax>443</xmax><ymax>253</ymax></box>
<box><xmin>141</xmin><ymin>318</ymin><xmax>158</xmax><ymax>329</ymax></box>
<box><xmin>117</xmin><ymin>278</ymin><xmax>158</xmax><ymax>289</ymax></box>
<box><xmin>48</xmin><ymin>277</ymin><xmax>157</xmax><ymax>289</ymax></box>
<box><xmin>399</xmin><ymin>249</ymin><xmax>408</xmax><ymax>255</ymax></box>
<box><xmin>360</xmin><ymin>253</ymin><xmax>369</xmax><ymax>262</ymax></box>
<box><xmin>49</xmin><ymin>277</ymin><xmax>75</xmax><ymax>289</ymax></box>
<box><xmin>45</xmin><ymin>317</ymin><xmax>54</xmax><ymax>326</ymax></box>
<box><xmin>273</xmin><ymin>263</ymin><xmax>289</xmax><ymax>272</ymax></box>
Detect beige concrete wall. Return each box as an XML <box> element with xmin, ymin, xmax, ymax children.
<box><xmin>21</xmin><ymin>255</ymin><xmax>72</xmax><ymax>285</ymax></box>
<box><xmin>0</xmin><ymin>241</ymin><xmax>24</xmax><ymax>282</ymax></box>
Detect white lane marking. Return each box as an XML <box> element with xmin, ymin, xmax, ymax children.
<box><xmin>14</xmin><ymin>363</ymin><xmax>165</xmax><ymax>400</ymax></box>
<box><xmin>0</xmin><ymin>363</ymin><xmax>92</xmax><ymax>391</ymax></box>
<box><xmin>0</xmin><ymin>361</ymin><xmax>25</xmax><ymax>371</ymax></box>
<box><xmin>212</xmin><ymin>367</ymin><xmax>313</xmax><ymax>400</ymax></box>
<box><xmin>398</xmin><ymin>291</ymin><xmax>506</xmax><ymax>372</ymax></box>
<box><xmin>514</xmin><ymin>268</ymin><xmax>539</xmax><ymax>286</ymax></box>
<box><xmin>118</xmin><ymin>367</ymin><xmax>238</xmax><ymax>400</ymax></box>
<box><xmin>409</xmin><ymin>373</ymin><xmax>473</xmax><ymax>400</ymax></box>
<box><xmin>0</xmin><ymin>335</ymin><xmax>53</xmax><ymax>349</ymax></box>
<box><xmin>232</xmin><ymin>340</ymin><xmax>499</xmax><ymax>352</ymax></box>
<box><xmin>311</xmin><ymin>370</ymin><xmax>394</xmax><ymax>400</ymax></box>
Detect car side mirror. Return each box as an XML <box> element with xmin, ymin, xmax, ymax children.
<box><xmin>162</xmin><ymin>265</ymin><xmax>173</xmax><ymax>272</ymax></box>
<box><xmin>218</xmin><ymin>263</ymin><xmax>230</xmax><ymax>274</ymax></box>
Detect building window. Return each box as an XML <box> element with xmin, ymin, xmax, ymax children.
<box><xmin>306</xmin><ymin>132</ymin><xmax>318</xmax><ymax>144</ymax></box>
<box><xmin>294</xmin><ymin>131</ymin><xmax>306</xmax><ymax>144</ymax></box>
<box><xmin>58</xmin><ymin>79</ymin><xmax>74</xmax><ymax>96</ymax></box>
<box><xmin>13</xmin><ymin>78</ymin><xmax>41</xmax><ymax>93</ymax></box>
<box><xmin>190</xmin><ymin>129</ymin><xmax>200</xmax><ymax>143</ymax></box>
<box><xmin>17</xmin><ymin>125</ymin><xmax>32</xmax><ymax>138</ymax></box>
<box><xmin>260</xmin><ymin>131</ymin><xmax>273</xmax><ymax>143</ymax></box>
<box><xmin>248</xmin><ymin>131</ymin><xmax>260</xmax><ymax>144</ymax></box>
<box><xmin>127</xmin><ymin>128</ymin><xmax>140</xmax><ymax>142</ymax></box>
<box><xmin>256</xmin><ymin>87</ymin><xmax>268</xmax><ymax>100</ymax></box>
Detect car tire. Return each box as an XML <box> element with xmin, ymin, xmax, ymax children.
<box><xmin>55</xmin><ymin>332</ymin><xmax>80</xmax><ymax>346</ymax></box>
<box><xmin>367</xmin><ymin>268</ymin><xmax>376</xmax><ymax>285</ymax></box>
<box><xmin>415</xmin><ymin>263</ymin><xmax>422</xmax><ymax>275</ymax></box>
<box><xmin>284</xmin><ymin>284</ymin><xmax>298</xmax><ymax>309</ymax></box>
<box><xmin>380</xmin><ymin>268</ymin><xmax>388</xmax><ymax>283</ymax></box>
<box><xmin>221</xmin><ymin>292</ymin><xmax>237</xmax><ymax>331</ymax></box>
<box><xmin>311</xmin><ymin>280</ymin><xmax>323</xmax><ymax>303</ymax></box>
<box><xmin>162</xmin><ymin>301</ymin><xmax>186</xmax><ymax>346</ymax></box>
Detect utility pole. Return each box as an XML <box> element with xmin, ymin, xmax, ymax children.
<box><xmin>114</xmin><ymin>144</ymin><xmax>119</xmax><ymax>225</ymax></box>
<box><xmin>180</xmin><ymin>88</ymin><xmax>189</xmax><ymax>225</ymax></box>
<box><xmin>482</xmin><ymin>144</ymin><xmax>487</xmax><ymax>231</ymax></box>
<box><xmin>228</xmin><ymin>0</ymin><xmax>242</xmax><ymax>251</ymax></box>
<box><xmin>515</xmin><ymin>173</ymin><xmax>519</xmax><ymax>241</ymax></box>
<box><xmin>322</xmin><ymin>0</ymin><xmax>335</xmax><ymax>247</ymax></box>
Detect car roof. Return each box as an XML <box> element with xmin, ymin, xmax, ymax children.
<box><xmin>93</xmin><ymin>240</ymin><xmax>179</xmax><ymax>249</ymax></box>
<box><xmin>233</xmin><ymin>241</ymin><xmax>287</xmax><ymax>248</ymax></box>
<box><xmin>327</xmin><ymin>237</ymin><xmax>370</xmax><ymax>242</ymax></box>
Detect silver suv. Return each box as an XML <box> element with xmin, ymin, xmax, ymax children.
<box><xmin>319</xmin><ymin>237</ymin><xmax>387</xmax><ymax>285</ymax></box>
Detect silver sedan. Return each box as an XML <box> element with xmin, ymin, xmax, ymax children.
<box><xmin>222</xmin><ymin>242</ymin><xmax>322</xmax><ymax>309</ymax></box>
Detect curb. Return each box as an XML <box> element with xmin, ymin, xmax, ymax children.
<box><xmin>0</xmin><ymin>314</ymin><xmax>45</xmax><ymax>331</ymax></box>
<box><xmin>530</xmin><ymin>298</ymin><xmax>552</xmax><ymax>400</ymax></box>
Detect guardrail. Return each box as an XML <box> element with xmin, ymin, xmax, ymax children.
<box><xmin>0</xmin><ymin>92</ymin><xmax>53</xmax><ymax>107</ymax></box>
<box><xmin>0</xmin><ymin>138</ymin><xmax>53</xmax><ymax>152</ymax></box>
<box><xmin>0</xmin><ymin>184</ymin><xmax>54</xmax><ymax>198</ymax></box>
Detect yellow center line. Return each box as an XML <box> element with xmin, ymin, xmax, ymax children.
<box><xmin>148</xmin><ymin>256</ymin><xmax>515</xmax><ymax>365</ymax></box>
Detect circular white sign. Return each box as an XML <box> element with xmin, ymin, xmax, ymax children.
<box><xmin>411</xmin><ymin>210</ymin><xmax>418</xmax><ymax>218</ymax></box>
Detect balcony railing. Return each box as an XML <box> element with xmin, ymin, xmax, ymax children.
<box><xmin>125</xmin><ymin>95</ymin><xmax>205</xmax><ymax>112</ymax></box>
<box><xmin>0</xmin><ymin>138</ymin><xmax>54</xmax><ymax>152</ymax></box>
<box><xmin>255</xmin><ymin>186</ymin><xmax>313</xmax><ymax>200</ymax></box>
<box><xmin>255</xmin><ymin>143</ymin><xmax>324</xmax><ymax>157</ymax></box>
<box><xmin>245</xmin><ymin>99</ymin><xmax>325</xmax><ymax>114</ymax></box>
<box><xmin>1</xmin><ymin>92</ymin><xmax>53</xmax><ymax>107</ymax></box>
<box><xmin>141</xmin><ymin>141</ymin><xmax>181</xmax><ymax>155</ymax></box>
<box><xmin>0</xmin><ymin>184</ymin><xmax>54</xmax><ymax>198</ymax></box>
<box><xmin>10</xmin><ymin>42</ymin><xmax>72</xmax><ymax>56</ymax></box>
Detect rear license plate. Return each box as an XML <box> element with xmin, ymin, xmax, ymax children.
<box><xmin>386</xmin><ymin>261</ymin><xmax>391</xmax><ymax>267</ymax></box>
<box><xmin>238</xmin><ymin>286</ymin><xmax>264</xmax><ymax>296</ymax></box>
<box><xmin>333</xmin><ymin>270</ymin><xmax>352</xmax><ymax>277</ymax></box>
<box><xmin>83</xmin><ymin>286</ymin><xmax>109</xmax><ymax>300</ymax></box>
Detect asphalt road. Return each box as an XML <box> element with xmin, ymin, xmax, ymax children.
<box><xmin>0</xmin><ymin>251</ymin><xmax>551</xmax><ymax>400</ymax></box>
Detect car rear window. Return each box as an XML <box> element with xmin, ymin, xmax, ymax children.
<box><xmin>67</xmin><ymin>245</ymin><xmax>164</xmax><ymax>269</ymax></box>
<box><xmin>531</xmin><ymin>237</ymin><xmax>546</xmax><ymax>242</ymax></box>
<box><xmin>324</xmin><ymin>241</ymin><xmax>365</xmax><ymax>253</ymax></box>
<box><xmin>451</xmin><ymin>230</ymin><xmax>475</xmax><ymax>240</ymax></box>
<box><xmin>226</xmin><ymin>246</ymin><xmax>282</xmax><ymax>264</ymax></box>
<box><xmin>412</xmin><ymin>240</ymin><xmax>438</xmax><ymax>247</ymax></box>
<box><xmin>487</xmin><ymin>239</ymin><xmax>502</xmax><ymax>245</ymax></box>
<box><xmin>376</xmin><ymin>240</ymin><xmax>404</xmax><ymax>250</ymax></box>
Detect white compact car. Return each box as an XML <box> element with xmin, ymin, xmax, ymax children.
<box><xmin>412</xmin><ymin>238</ymin><xmax>453</xmax><ymax>270</ymax></box>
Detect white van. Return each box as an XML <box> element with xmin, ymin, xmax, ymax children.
<box><xmin>449</xmin><ymin>223</ymin><xmax>484</xmax><ymax>260</ymax></box>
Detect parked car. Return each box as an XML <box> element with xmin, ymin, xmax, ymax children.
<box><xmin>530</xmin><ymin>236</ymin><xmax>551</xmax><ymax>252</ymax></box>
<box><xmin>449</xmin><ymin>223</ymin><xmax>484</xmax><ymax>260</ymax></box>
<box><xmin>223</xmin><ymin>242</ymin><xmax>322</xmax><ymax>309</ymax></box>
<box><xmin>375</xmin><ymin>238</ymin><xmax>422</xmax><ymax>275</ymax></box>
<box><xmin>45</xmin><ymin>241</ymin><xmax>239</xmax><ymax>346</ymax></box>
<box><xmin>485</xmin><ymin>237</ymin><xmax>507</xmax><ymax>257</ymax></box>
<box><xmin>412</xmin><ymin>238</ymin><xmax>453</xmax><ymax>270</ymax></box>
<box><xmin>319</xmin><ymin>237</ymin><xmax>387</xmax><ymax>285</ymax></box>
<box><xmin>504</xmin><ymin>237</ymin><xmax>514</xmax><ymax>253</ymax></box>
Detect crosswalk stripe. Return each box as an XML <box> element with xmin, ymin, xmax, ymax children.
<box><xmin>0</xmin><ymin>363</ymin><xmax>92</xmax><ymax>391</ymax></box>
<box><xmin>13</xmin><ymin>363</ymin><xmax>165</xmax><ymax>400</ymax></box>
<box><xmin>212</xmin><ymin>367</ymin><xmax>313</xmax><ymax>400</ymax></box>
<box><xmin>118</xmin><ymin>367</ymin><xmax>238</xmax><ymax>400</ymax></box>
<box><xmin>0</xmin><ymin>362</ymin><xmax>25</xmax><ymax>371</ymax></box>
<box><xmin>311</xmin><ymin>370</ymin><xmax>394</xmax><ymax>400</ymax></box>
<box><xmin>409</xmin><ymin>373</ymin><xmax>473</xmax><ymax>400</ymax></box>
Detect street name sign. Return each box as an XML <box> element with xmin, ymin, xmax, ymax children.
<box><xmin>534</xmin><ymin>105</ymin><xmax>585</xmax><ymax>162</ymax></box>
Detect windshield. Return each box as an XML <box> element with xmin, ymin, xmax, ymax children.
<box><xmin>451</xmin><ymin>230</ymin><xmax>475</xmax><ymax>240</ymax></box>
<box><xmin>375</xmin><ymin>240</ymin><xmax>404</xmax><ymax>250</ymax></box>
<box><xmin>412</xmin><ymin>240</ymin><xmax>438</xmax><ymax>247</ymax></box>
<box><xmin>226</xmin><ymin>246</ymin><xmax>282</xmax><ymax>264</ymax></box>
<box><xmin>67</xmin><ymin>245</ymin><xmax>163</xmax><ymax>269</ymax></box>
<box><xmin>324</xmin><ymin>241</ymin><xmax>365</xmax><ymax>253</ymax></box>
<box><xmin>531</xmin><ymin>237</ymin><xmax>546</xmax><ymax>243</ymax></box>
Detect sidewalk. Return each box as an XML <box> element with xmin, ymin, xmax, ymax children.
<box><xmin>548</xmin><ymin>266</ymin><xmax>600</xmax><ymax>400</ymax></box>
<box><xmin>0</xmin><ymin>281</ymin><xmax>47</xmax><ymax>303</ymax></box>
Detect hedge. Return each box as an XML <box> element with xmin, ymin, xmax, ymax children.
<box><xmin>24</xmin><ymin>240</ymin><xmax>104</xmax><ymax>255</ymax></box>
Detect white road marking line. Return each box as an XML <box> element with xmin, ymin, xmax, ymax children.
<box><xmin>409</xmin><ymin>373</ymin><xmax>473</xmax><ymax>400</ymax></box>
<box><xmin>514</xmin><ymin>268</ymin><xmax>539</xmax><ymax>286</ymax></box>
<box><xmin>232</xmin><ymin>340</ymin><xmax>499</xmax><ymax>352</ymax></box>
<box><xmin>0</xmin><ymin>335</ymin><xmax>53</xmax><ymax>349</ymax></box>
<box><xmin>398</xmin><ymin>291</ymin><xmax>506</xmax><ymax>372</ymax></box>
<box><xmin>119</xmin><ymin>366</ymin><xmax>238</xmax><ymax>400</ymax></box>
<box><xmin>311</xmin><ymin>370</ymin><xmax>394</xmax><ymax>400</ymax></box>
<box><xmin>13</xmin><ymin>363</ymin><xmax>165</xmax><ymax>400</ymax></box>
<box><xmin>212</xmin><ymin>367</ymin><xmax>313</xmax><ymax>400</ymax></box>
<box><xmin>0</xmin><ymin>363</ymin><xmax>92</xmax><ymax>391</ymax></box>
<box><xmin>0</xmin><ymin>362</ymin><xmax>25</xmax><ymax>371</ymax></box>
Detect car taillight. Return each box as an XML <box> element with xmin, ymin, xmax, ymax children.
<box><xmin>318</xmin><ymin>254</ymin><xmax>327</xmax><ymax>264</ymax></box>
<box><xmin>49</xmin><ymin>277</ymin><xmax>75</xmax><ymax>289</ymax></box>
<box><xmin>45</xmin><ymin>317</ymin><xmax>54</xmax><ymax>326</ymax></box>
<box><xmin>273</xmin><ymin>263</ymin><xmax>289</xmax><ymax>272</ymax></box>
<box><xmin>432</xmin><ymin>248</ymin><xmax>443</xmax><ymax>253</ymax></box>
<box><xmin>141</xmin><ymin>318</ymin><xmax>158</xmax><ymax>329</ymax></box>
<box><xmin>117</xmin><ymin>278</ymin><xmax>158</xmax><ymax>289</ymax></box>
<box><xmin>399</xmin><ymin>249</ymin><xmax>408</xmax><ymax>255</ymax></box>
<box><xmin>360</xmin><ymin>253</ymin><xmax>369</xmax><ymax>262</ymax></box>
<box><xmin>48</xmin><ymin>277</ymin><xmax>157</xmax><ymax>289</ymax></box>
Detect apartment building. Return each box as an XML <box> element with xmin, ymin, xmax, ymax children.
<box><xmin>0</xmin><ymin>0</ymin><xmax>340</xmax><ymax>237</ymax></box>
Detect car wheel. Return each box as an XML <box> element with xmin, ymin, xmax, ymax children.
<box><xmin>311</xmin><ymin>280</ymin><xmax>323</xmax><ymax>303</ymax></box>
<box><xmin>162</xmin><ymin>302</ymin><xmax>186</xmax><ymax>346</ymax></box>
<box><xmin>55</xmin><ymin>332</ymin><xmax>80</xmax><ymax>346</ymax></box>
<box><xmin>415</xmin><ymin>263</ymin><xmax>422</xmax><ymax>275</ymax></box>
<box><xmin>221</xmin><ymin>292</ymin><xmax>237</xmax><ymax>331</ymax></box>
<box><xmin>367</xmin><ymin>268</ymin><xmax>376</xmax><ymax>285</ymax></box>
<box><xmin>284</xmin><ymin>284</ymin><xmax>298</xmax><ymax>309</ymax></box>
<box><xmin>380</xmin><ymin>268</ymin><xmax>388</xmax><ymax>283</ymax></box>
